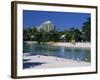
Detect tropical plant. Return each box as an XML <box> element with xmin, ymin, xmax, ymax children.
<box><xmin>82</xmin><ymin>18</ymin><xmax>91</xmax><ymax>42</ymax></box>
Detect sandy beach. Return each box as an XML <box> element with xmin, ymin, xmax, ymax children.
<box><xmin>23</xmin><ymin>42</ymin><xmax>91</xmax><ymax>69</ymax></box>
<box><xmin>23</xmin><ymin>53</ymin><xmax>90</xmax><ymax>69</ymax></box>
<box><xmin>49</xmin><ymin>42</ymin><xmax>91</xmax><ymax>49</ymax></box>
<box><xmin>25</xmin><ymin>41</ymin><xmax>90</xmax><ymax>49</ymax></box>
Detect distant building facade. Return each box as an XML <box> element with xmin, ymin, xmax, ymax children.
<box><xmin>37</xmin><ymin>20</ymin><xmax>54</xmax><ymax>32</ymax></box>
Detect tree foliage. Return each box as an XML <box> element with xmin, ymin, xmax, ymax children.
<box><xmin>23</xmin><ymin>18</ymin><xmax>91</xmax><ymax>43</ymax></box>
<box><xmin>82</xmin><ymin>18</ymin><xmax>91</xmax><ymax>42</ymax></box>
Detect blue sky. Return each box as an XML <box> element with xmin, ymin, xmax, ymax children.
<box><xmin>23</xmin><ymin>10</ymin><xmax>90</xmax><ymax>31</ymax></box>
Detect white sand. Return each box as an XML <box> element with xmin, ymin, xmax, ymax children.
<box><xmin>25</xmin><ymin>41</ymin><xmax>90</xmax><ymax>49</ymax></box>
<box><xmin>23</xmin><ymin>54</ymin><xmax>90</xmax><ymax>69</ymax></box>
<box><xmin>23</xmin><ymin>42</ymin><xmax>90</xmax><ymax>69</ymax></box>
<box><xmin>50</xmin><ymin>42</ymin><xmax>90</xmax><ymax>49</ymax></box>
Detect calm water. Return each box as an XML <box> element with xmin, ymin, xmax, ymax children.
<box><xmin>23</xmin><ymin>43</ymin><xmax>91</xmax><ymax>62</ymax></box>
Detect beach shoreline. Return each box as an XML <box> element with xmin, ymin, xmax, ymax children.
<box><xmin>24</xmin><ymin>41</ymin><xmax>91</xmax><ymax>49</ymax></box>
<box><xmin>23</xmin><ymin>41</ymin><xmax>91</xmax><ymax>69</ymax></box>
<box><xmin>23</xmin><ymin>53</ymin><xmax>90</xmax><ymax>69</ymax></box>
<box><xmin>50</xmin><ymin>42</ymin><xmax>90</xmax><ymax>49</ymax></box>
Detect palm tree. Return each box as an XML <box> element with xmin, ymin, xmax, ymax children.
<box><xmin>74</xmin><ymin>29</ymin><xmax>81</xmax><ymax>42</ymax></box>
<box><xmin>82</xmin><ymin>18</ymin><xmax>91</xmax><ymax>42</ymax></box>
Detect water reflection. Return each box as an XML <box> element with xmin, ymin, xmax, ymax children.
<box><xmin>23</xmin><ymin>43</ymin><xmax>91</xmax><ymax>62</ymax></box>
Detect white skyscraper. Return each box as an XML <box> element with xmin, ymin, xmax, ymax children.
<box><xmin>37</xmin><ymin>20</ymin><xmax>54</xmax><ymax>32</ymax></box>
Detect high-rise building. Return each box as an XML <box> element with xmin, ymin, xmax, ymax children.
<box><xmin>37</xmin><ymin>20</ymin><xmax>54</xmax><ymax>32</ymax></box>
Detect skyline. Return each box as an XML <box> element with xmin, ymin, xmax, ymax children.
<box><xmin>23</xmin><ymin>10</ymin><xmax>90</xmax><ymax>31</ymax></box>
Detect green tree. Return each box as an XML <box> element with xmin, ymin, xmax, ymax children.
<box><xmin>23</xmin><ymin>28</ymin><xmax>31</xmax><ymax>41</ymax></box>
<box><xmin>35</xmin><ymin>32</ymin><xmax>42</xmax><ymax>44</ymax></box>
<box><xmin>69</xmin><ymin>27</ymin><xmax>76</xmax><ymax>41</ymax></box>
<box><xmin>49</xmin><ymin>30</ymin><xmax>60</xmax><ymax>42</ymax></box>
<box><xmin>74</xmin><ymin>29</ymin><xmax>81</xmax><ymax>42</ymax></box>
<box><xmin>64</xmin><ymin>31</ymin><xmax>72</xmax><ymax>42</ymax></box>
<box><xmin>82</xmin><ymin>18</ymin><xmax>91</xmax><ymax>42</ymax></box>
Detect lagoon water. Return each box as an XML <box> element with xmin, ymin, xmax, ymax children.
<box><xmin>23</xmin><ymin>43</ymin><xmax>91</xmax><ymax>62</ymax></box>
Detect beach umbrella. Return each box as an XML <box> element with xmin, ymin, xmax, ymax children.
<box><xmin>30</xmin><ymin>35</ymin><xmax>35</xmax><ymax>38</ymax></box>
<box><xmin>60</xmin><ymin>34</ymin><xmax>66</xmax><ymax>42</ymax></box>
<box><xmin>60</xmin><ymin>34</ymin><xmax>65</xmax><ymax>38</ymax></box>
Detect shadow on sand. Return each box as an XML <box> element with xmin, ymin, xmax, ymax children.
<box><xmin>23</xmin><ymin>62</ymin><xmax>46</xmax><ymax>69</ymax></box>
<box><xmin>23</xmin><ymin>59</ymin><xmax>31</xmax><ymax>62</ymax></box>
